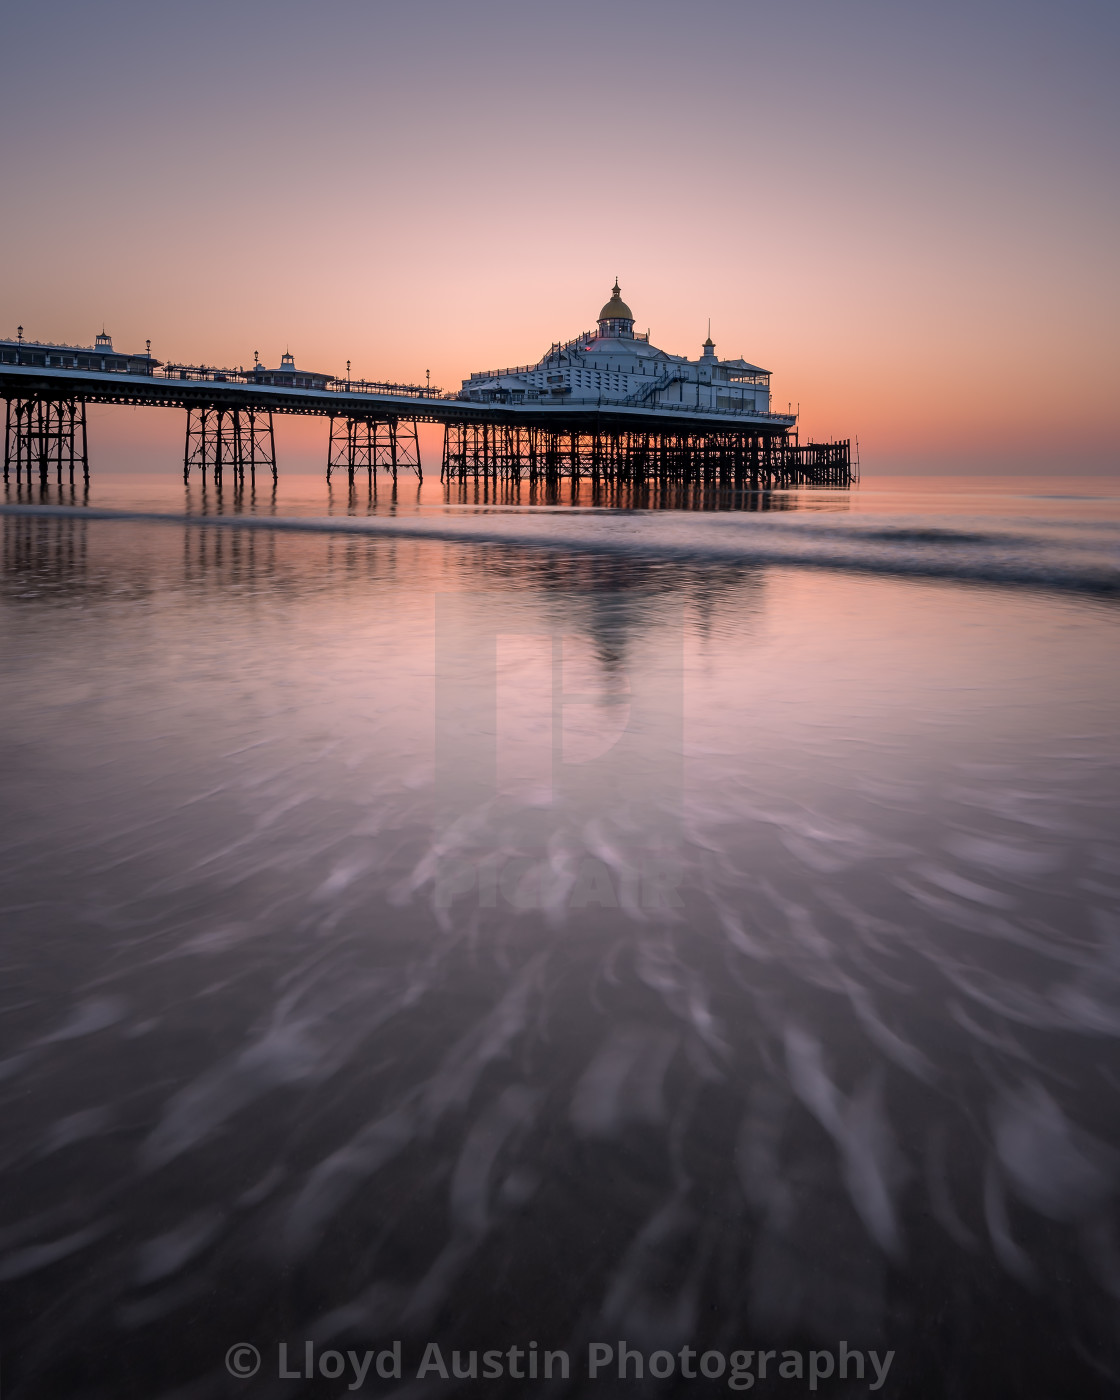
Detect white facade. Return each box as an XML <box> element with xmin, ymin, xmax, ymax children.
<box><xmin>460</xmin><ymin>282</ymin><xmax>776</xmax><ymax>419</ymax></box>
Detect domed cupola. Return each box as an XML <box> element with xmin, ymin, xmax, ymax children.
<box><xmin>597</xmin><ymin>279</ymin><xmax>635</xmax><ymax>339</ymax></box>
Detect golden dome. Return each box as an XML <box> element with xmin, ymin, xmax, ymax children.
<box><xmin>598</xmin><ymin>279</ymin><xmax>634</xmax><ymax>323</ymax></box>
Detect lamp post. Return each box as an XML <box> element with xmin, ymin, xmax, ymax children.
<box><xmin>16</xmin><ymin>325</ymin><xmax>23</xmax><ymax>365</ymax></box>
<box><xmin>146</xmin><ymin>339</ymin><xmax>152</xmax><ymax>375</ymax></box>
<box><xmin>347</xmin><ymin>359</ymin><xmax>351</xmax><ymax>390</ymax></box>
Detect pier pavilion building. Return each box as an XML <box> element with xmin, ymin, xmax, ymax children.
<box><xmin>250</xmin><ymin>350</ymin><xmax>333</xmax><ymax>391</ymax></box>
<box><xmin>460</xmin><ymin>282</ymin><xmax>774</xmax><ymax>419</ymax></box>
<box><xmin>0</xmin><ymin>329</ymin><xmax>158</xmax><ymax>376</ymax></box>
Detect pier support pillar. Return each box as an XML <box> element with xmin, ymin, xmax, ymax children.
<box><xmin>327</xmin><ymin>416</ymin><xmax>422</xmax><ymax>483</ymax></box>
<box><xmin>438</xmin><ymin>422</ymin><xmax>851</xmax><ymax>493</ymax></box>
<box><xmin>4</xmin><ymin>394</ymin><xmax>88</xmax><ymax>485</ymax></box>
<box><xmin>183</xmin><ymin>406</ymin><xmax>276</xmax><ymax>483</ymax></box>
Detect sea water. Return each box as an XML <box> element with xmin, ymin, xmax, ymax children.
<box><xmin>1</xmin><ymin>474</ymin><xmax>1118</xmax><ymax>1397</ymax></box>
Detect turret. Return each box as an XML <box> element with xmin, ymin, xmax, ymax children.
<box><xmin>597</xmin><ymin>279</ymin><xmax>635</xmax><ymax>339</ymax></box>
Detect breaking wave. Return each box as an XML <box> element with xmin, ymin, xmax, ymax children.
<box><xmin>2</xmin><ymin>501</ymin><xmax>1119</xmax><ymax>594</ymax></box>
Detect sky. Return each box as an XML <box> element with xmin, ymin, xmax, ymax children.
<box><xmin>1</xmin><ymin>0</ymin><xmax>1117</xmax><ymax>474</ymax></box>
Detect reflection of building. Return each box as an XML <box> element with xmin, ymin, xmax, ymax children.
<box><xmin>0</xmin><ymin>329</ymin><xmax>158</xmax><ymax>375</ymax></box>
<box><xmin>251</xmin><ymin>351</ymin><xmax>332</xmax><ymax>390</ymax></box>
<box><xmin>461</xmin><ymin>282</ymin><xmax>774</xmax><ymax>418</ymax></box>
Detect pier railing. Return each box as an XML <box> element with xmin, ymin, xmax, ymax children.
<box><xmin>326</xmin><ymin>377</ymin><xmax>444</xmax><ymax>399</ymax></box>
<box><xmin>157</xmin><ymin>363</ymin><xmax>445</xmax><ymax>399</ymax></box>
<box><xmin>622</xmin><ymin>399</ymin><xmax>796</xmax><ymax>423</ymax></box>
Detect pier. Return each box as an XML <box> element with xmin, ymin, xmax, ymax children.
<box><xmin>2</xmin><ymin>320</ymin><xmax>854</xmax><ymax>492</ymax></box>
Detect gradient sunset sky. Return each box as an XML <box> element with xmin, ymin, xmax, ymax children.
<box><xmin>2</xmin><ymin>0</ymin><xmax>1117</xmax><ymax>473</ymax></box>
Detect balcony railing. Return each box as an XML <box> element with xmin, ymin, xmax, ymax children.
<box><xmin>140</xmin><ymin>364</ymin><xmax>446</xmax><ymax>399</ymax></box>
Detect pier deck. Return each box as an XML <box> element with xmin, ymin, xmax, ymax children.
<box><xmin>1</xmin><ymin>362</ymin><xmax>853</xmax><ymax>490</ymax></box>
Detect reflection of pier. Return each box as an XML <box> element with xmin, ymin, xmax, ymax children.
<box><xmin>2</xmin><ymin>503</ymin><xmax>89</xmax><ymax>591</ymax></box>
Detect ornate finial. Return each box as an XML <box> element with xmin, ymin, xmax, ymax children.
<box><xmin>613</xmin><ymin>278</ymin><xmax>621</xmax><ymax>297</ymax></box>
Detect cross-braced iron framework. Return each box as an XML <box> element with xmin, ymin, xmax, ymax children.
<box><xmin>4</xmin><ymin>395</ymin><xmax>89</xmax><ymax>484</ymax></box>
<box><xmin>183</xmin><ymin>406</ymin><xmax>276</xmax><ymax>482</ymax></box>
<box><xmin>441</xmin><ymin>423</ymin><xmax>852</xmax><ymax>490</ymax></box>
<box><xmin>326</xmin><ymin>416</ymin><xmax>422</xmax><ymax>482</ymax></box>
